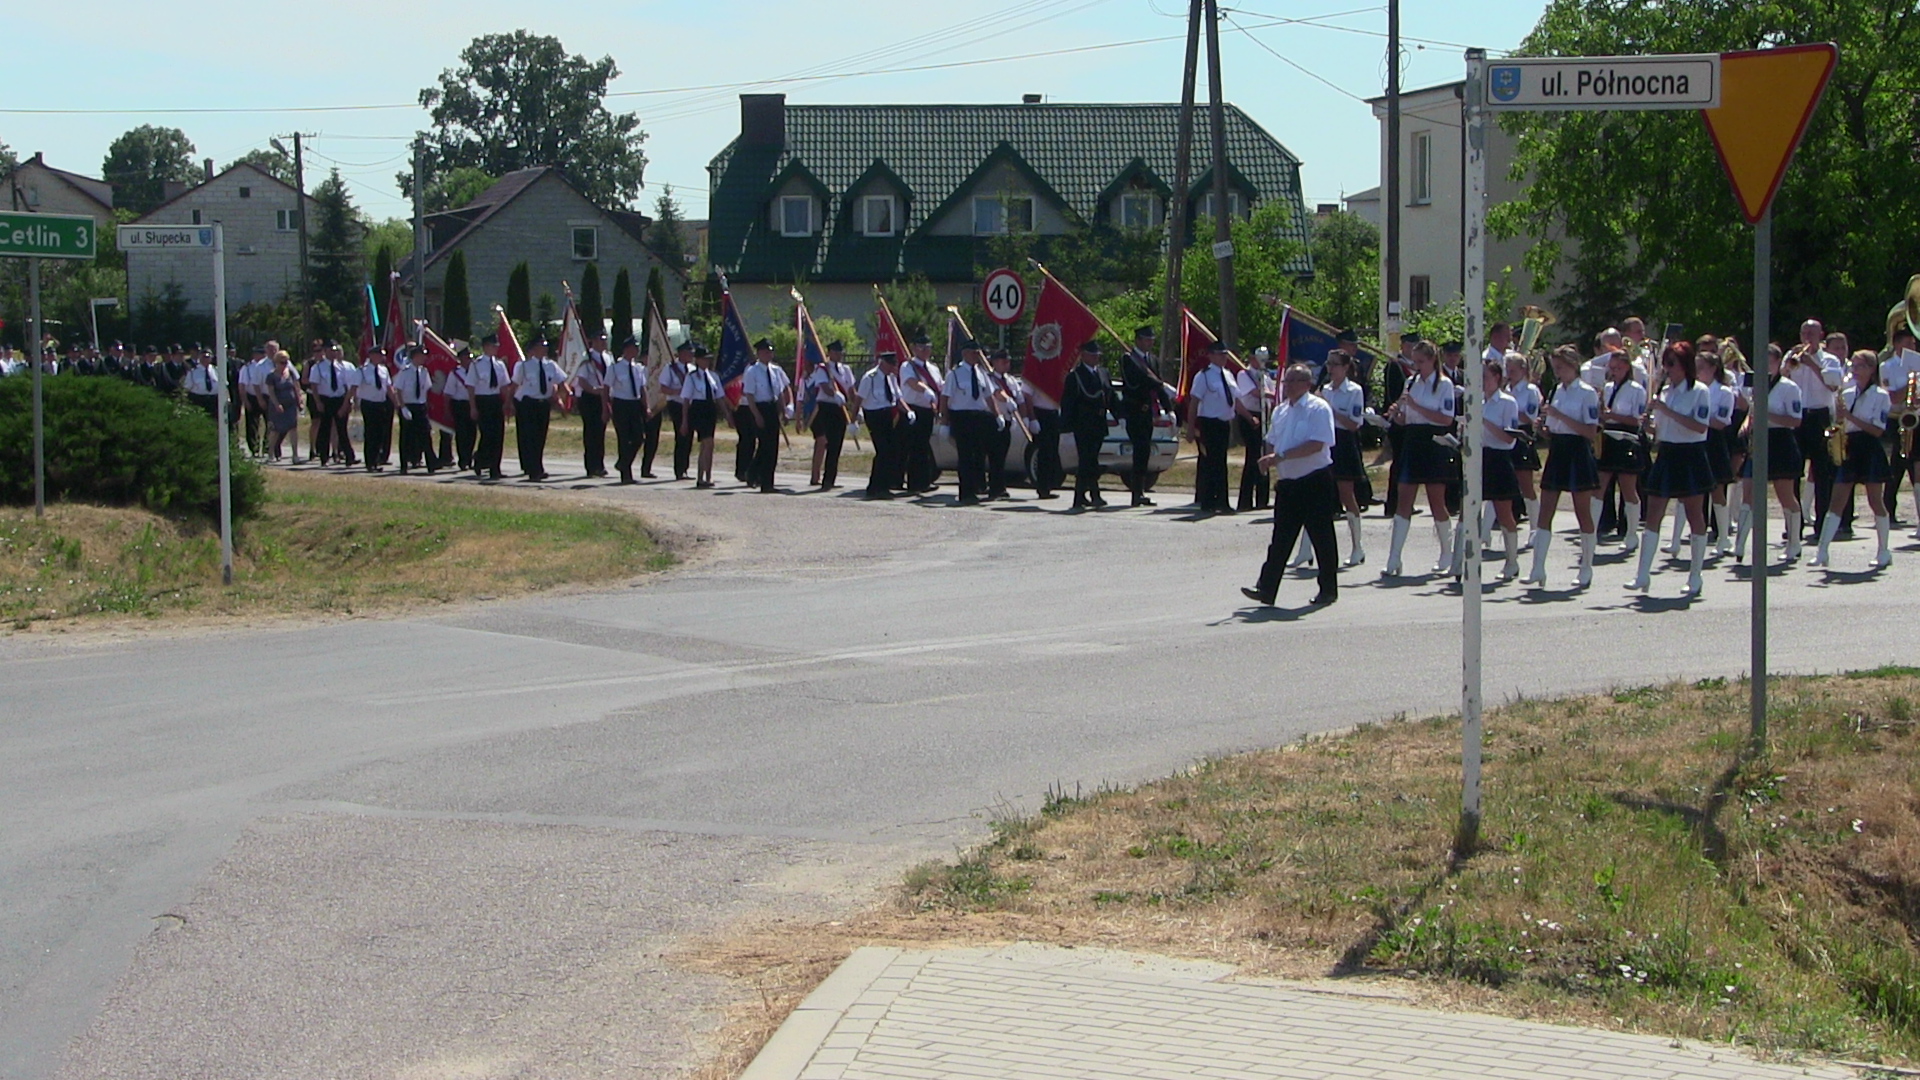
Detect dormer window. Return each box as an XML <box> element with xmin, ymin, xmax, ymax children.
<box><xmin>972</xmin><ymin>195</ymin><xmax>1033</xmax><ymax>236</ymax></box>
<box><xmin>860</xmin><ymin>195</ymin><xmax>896</xmax><ymax>237</ymax></box>
<box><xmin>1197</xmin><ymin>190</ymin><xmax>1248</xmax><ymax>221</ymax></box>
<box><xmin>1119</xmin><ymin>192</ymin><xmax>1155</xmax><ymax>230</ymax></box>
<box><xmin>779</xmin><ymin>195</ymin><xmax>815</xmax><ymax>237</ymax></box>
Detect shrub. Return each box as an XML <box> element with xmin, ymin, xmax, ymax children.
<box><xmin>0</xmin><ymin>376</ymin><xmax>263</xmax><ymax>518</ymax></box>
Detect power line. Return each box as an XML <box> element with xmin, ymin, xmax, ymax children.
<box><xmin>1223</xmin><ymin>13</ymin><xmax>1371</xmax><ymax>103</ymax></box>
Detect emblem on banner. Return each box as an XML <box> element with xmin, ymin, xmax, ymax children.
<box><xmin>1031</xmin><ymin>322</ymin><xmax>1063</xmax><ymax>361</ymax></box>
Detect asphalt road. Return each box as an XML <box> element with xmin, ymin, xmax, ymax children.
<box><xmin>5</xmin><ymin>464</ymin><xmax>1914</xmax><ymax>1079</ymax></box>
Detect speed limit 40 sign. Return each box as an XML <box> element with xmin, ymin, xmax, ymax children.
<box><xmin>981</xmin><ymin>268</ymin><xmax>1026</xmax><ymax>326</ymax></box>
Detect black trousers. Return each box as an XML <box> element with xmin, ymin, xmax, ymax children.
<box><xmin>1032</xmin><ymin>408</ymin><xmax>1063</xmax><ymax>495</ymax></box>
<box><xmin>813</xmin><ymin>403</ymin><xmax>848</xmax><ymax>486</ymax></box>
<box><xmin>188</xmin><ymin>392</ymin><xmax>219</xmax><ymax>421</ymax></box>
<box><xmin>1124</xmin><ymin>412</ymin><xmax>1154</xmax><ymax>496</ymax></box>
<box><xmin>753</xmin><ymin>406</ymin><xmax>781</xmax><ymax>490</ymax></box>
<box><xmin>313</xmin><ymin>394</ymin><xmax>349</xmax><ymax>463</ymax></box>
<box><xmin>1799</xmin><ymin>407</ymin><xmax>1835</xmax><ymax>529</ymax></box>
<box><xmin>1196</xmin><ymin>416</ymin><xmax>1232</xmax><ymax>511</ymax></box>
<box><xmin>663</xmin><ymin>401</ymin><xmax>690</xmax><ymax>478</ymax></box>
<box><xmin>1236</xmin><ymin>414</ymin><xmax>1268</xmax><ymax>511</ymax></box>
<box><xmin>988</xmin><ymin>418</ymin><xmax>1012</xmax><ymax>497</ymax></box>
<box><xmin>515</xmin><ymin>397</ymin><xmax>552</xmax><ymax>478</ymax></box>
<box><xmin>612</xmin><ymin>397</ymin><xmax>644</xmax><ymax>480</ymax></box>
<box><xmin>333</xmin><ymin>396</ymin><xmax>356</xmax><ymax>464</ymax></box>
<box><xmin>952</xmin><ymin>410</ymin><xmax>991</xmax><ymax>502</ymax></box>
<box><xmin>360</xmin><ymin>400</ymin><xmax>393</xmax><ymax>468</ymax></box>
<box><xmin>578</xmin><ymin>393</ymin><xmax>607</xmax><ymax>476</ymax></box>
<box><xmin>1255</xmin><ymin>467</ymin><xmax>1340</xmax><ymax>601</ymax></box>
<box><xmin>452</xmin><ymin>404</ymin><xmax>476</xmax><ymax>470</ymax></box>
<box><xmin>904</xmin><ymin>408</ymin><xmax>937</xmax><ymax>490</ymax></box>
<box><xmin>474</xmin><ymin>396</ymin><xmax>505</xmax><ymax>477</ymax></box>
<box><xmin>864</xmin><ymin>408</ymin><xmax>899</xmax><ymax>496</ymax></box>
<box><xmin>398</xmin><ymin>403</ymin><xmax>431</xmax><ymax>469</ymax></box>
<box><xmin>734</xmin><ymin>408</ymin><xmax>760</xmax><ymax>484</ymax></box>
<box><xmin>242</xmin><ymin>399</ymin><xmax>266</xmax><ymax>454</ymax></box>
<box><xmin>1072</xmin><ymin>423</ymin><xmax>1105</xmax><ymax>502</ymax></box>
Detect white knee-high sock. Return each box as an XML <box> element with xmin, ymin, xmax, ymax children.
<box><xmin>1526</xmin><ymin>530</ymin><xmax>1552</xmax><ymax>583</ymax></box>
<box><xmin>1875</xmin><ymin>514</ymin><xmax>1892</xmax><ymax>565</ymax></box>
<box><xmin>1345</xmin><ymin>510</ymin><xmax>1364</xmax><ymax>558</ymax></box>
<box><xmin>1433</xmin><ymin>519</ymin><xmax>1453</xmax><ymax>572</ymax></box>
<box><xmin>1387</xmin><ymin>516</ymin><xmax>1411</xmax><ymax>572</ymax></box>
<box><xmin>1577</xmin><ymin>531</ymin><xmax>1597</xmax><ymax>587</ymax></box>
<box><xmin>1687</xmin><ymin>533</ymin><xmax>1707</xmax><ymax>593</ymax></box>
<box><xmin>1621</xmin><ymin>502</ymin><xmax>1642</xmax><ymax>551</ymax></box>
<box><xmin>1814</xmin><ymin>512</ymin><xmax>1840</xmax><ymax>565</ymax></box>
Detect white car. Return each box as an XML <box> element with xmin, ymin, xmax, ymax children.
<box><xmin>932</xmin><ymin>411</ymin><xmax>1180</xmax><ymax>489</ymax></box>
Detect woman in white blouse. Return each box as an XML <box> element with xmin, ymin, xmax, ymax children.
<box><xmin>1733</xmin><ymin>344</ymin><xmax>1806</xmax><ymax>562</ymax></box>
<box><xmin>1630</xmin><ymin>342</ymin><xmax>1716</xmax><ymax>596</ymax></box>
<box><xmin>1813</xmin><ymin>350</ymin><xmax>1895</xmax><ymax>569</ymax></box>
<box><xmin>1318</xmin><ymin>351</ymin><xmax>1369</xmax><ymax>565</ymax></box>
<box><xmin>1382</xmin><ymin>341</ymin><xmax>1457</xmax><ymax>577</ymax></box>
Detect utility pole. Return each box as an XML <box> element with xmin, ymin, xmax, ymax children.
<box><xmin>1384</xmin><ymin>0</ymin><xmax>1401</xmax><ymax>341</ymax></box>
<box><xmin>412</xmin><ymin>136</ymin><xmax>426</xmax><ymax>333</ymax></box>
<box><xmin>1203</xmin><ymin>0</ymin><xmax>1238</xmax><ymax>349</ymax></box>
<box><xmin>293</xmin><ymin>133</ymin><xmax>311</xmax><ymax>351</ymax></box>
<box><xmin>1158</xmin><ymin>0</ymin><xmax>1204</xmax><ymax>374</ymax></box>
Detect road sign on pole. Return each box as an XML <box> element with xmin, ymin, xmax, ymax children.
<box><xmin>117</xmin><ymin>225</ymin><xmax>217</xmax><ymax>251</ymax></box>
<box><xmin>1702</xmin><ymin>43</ymin><xmax>1838</xmax><ymax>225</ymax></box>
<box><xmin>981</xmin><ymin>268</ymin><xmax>1027</xmax><ymax>326</ymax></box>
<box><xmin>0</xmin><ymin>212</ymin><xmax>96</xmax><ymax>260</ymax></box>
<box><xmin>1484</xmin><ymin>54</ymin><xmax>1720</xmax><ymax>111</ymax></box>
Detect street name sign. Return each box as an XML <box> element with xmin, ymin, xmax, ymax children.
<box><xmin>1485</xmin><ymin>53</ymin><xmax>1720</xmax><ymax>111</ymax></box>
<box><xmin>117</xmin><ymin>225</ymin><xmax>218</xmax><ymax>250</ymax></box>
<box><xmin>0</xmin><ymin>212</ymin><xmax>96</xmax><ymax>260</ymax></box>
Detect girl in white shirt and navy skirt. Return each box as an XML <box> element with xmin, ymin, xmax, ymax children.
<box><xmin>1595</xmin><ymin>351</ymin><xmax>1648</xmax><ymax>550</ymax></box>
<box><xmin>1734</xmin><ymin>344</ymin><xmax>1806</xmax><ymax>562</ymax></box>
<box><xmin>1813</xmin><ymin>350</ymin><xmax>1895</xmax><ymax>569</ymax></box>
<box><xmin>1319</xmin><ymin>352</ymin><xmax>1370</xmax><ymax>565</ymax></box>
<box><xmin>1504</xmin><ymin>352</ymin><xmax>1544</xmax><ymax>540</ymax></box>
<box><xmin>1383</xmin><ymin>341</ymin><xmax>1458</xmax><ymax>577</ymax></box>
<box><xmin>1479</xmin><ymin>361</ymin><xmax>1525</xmax><ymax>581</ymax></box>
<box><xmin>1630</xmin><ymin>341</ymin><xmax>1716</xmax><ymax>597</ymax></box>
<box><xmin>1524</xmin><ymin>345</ymin><xmax>1603</xmax><ymax>589</ymax></box>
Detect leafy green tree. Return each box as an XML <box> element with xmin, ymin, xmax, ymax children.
<box><xmin>577</xmin><ymin>261</ymin><xmax>603</xmax><ymax>337</ymax></box>
<box><xmin>419</xmin><ymin>166</ymin><xmax>497</xmax><ymax>213</ymax></box>
<box><xmin>1300</xmin><ymin>210</ymin><xmax>1379</xmax><ymax>333</ymax></box>
<box><xmin>768</xmin><ymin>313</ymin><xmax>862</xmax><ymax>363</ymax></box>
<box><xmin>372</xmin><ymin>245</ymin><xmax>395</xmax><ymax>318</ymax></box>
<box><xmin>534</xmin><ymin>291</ymin><xmax>556</xmax><ymax>331</ymax></box>
<box><xmin>1493</xmin><ymin>0</ymin><xmax>1920</xmax><ymax>346</ymax></box>
<box><xmin>505</xmin><ymin>262</ymin><xmax>532</xmax><ymax>324</ymax></box>
<box><xmin>0</xmin><ymin>139</ymin><xmax>16</xmax><ymax>173</ymax></box>
<box><xmin>306</xmin><ymin>170</ymin><xmax>364</xmax><ymax>338</ymax></box>
<box><xmin>648</xmin><ymin>185</ymin><xmax>689</xmax><ymax>267</ymax></box>
<box><xmin>645</xmin><ymin>264</ymin><xmax>667</xmax><ymax>322</ymax></box>
<box><xmin>609</xmin><ymin>267</ymin><xmax>634</xmax><ymax>346</ymax></box>
<box><xmin>362</xmin><ymin>219</ymin><xmax>413</xmax><ymax>278</ymax></box>
<box><xmin>881</xmin><ymin>273</ymin><xmax>941</xmax><ymax>342</ymax></box>
<box><xmin>102</xmin><ymin>125</ymin><xmax>198</xmax><ymax>216</ymax></box>
<box><xmin>442</xmin><ymin>250</ymin><xmax>473</xmax><ymax>341</ymax></box>
<box><xmin>226</xmin><ymin>147</ymin><xmax>294</xmax><ymax>186</ymax></box>
<box><xmin>413</xmin><ymin>31</ymin><xmax>647</xmax><ymax>208</ymax></box>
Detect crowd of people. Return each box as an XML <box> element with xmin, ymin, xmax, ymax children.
<box><xmin>7</xmin><ymin>312</ymin><xmax>1917</xmax><ymax>611</ymax></box>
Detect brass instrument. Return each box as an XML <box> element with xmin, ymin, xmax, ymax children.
<box><xmin>1885</xmin><ymin>273</ymin><xmax>1920</xmax><ymax>349</ymax></box>
<box><xmin>1828</xmin><ymin>410</ymin><xmax>1850</xmax><ymax>469</ymax></box>
<box><xmin>1518</xmin><ymin>305</ymin><xmax>1556</xmax><ymax>356</ymax></box>
<box><xmin>1902</xmin><ymin>371</ymin><xmax>1919</xmax><ymax>458</ymax></box>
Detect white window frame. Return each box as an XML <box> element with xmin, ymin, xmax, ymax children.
<box><xmin>972</xmin><ymin>194</ymin><xmax>1035</xmax><ymax>236</ymax></box>
<box><xmin>1197</xmin><ymin>190</ymin><xmax>1247</xmax><ymax>221</ymax></box>
<box><xmin>779</xmin><ymin>195</ymin><xmax>815</xmax><ymax>237</ymax></box>
<box><xmin>275</xmin><ymin>209</ymin><xmax>297</xmax><ymax>232</ymax></box>
<box><xmin>1408</xmin><ymin>274</ymin><xmax>1432</xmax><ymax>312</ymax></box>
<box><xmin>1410</xmin><ymin>130</ymin><xmax>1433</xmax><ymax>206</ymax></box>
<box><xmin>860</xmin><ymin>194</ymin><xmax>896</xmax><ymax>237</ymax></box>
<box><xmin>571</xmin><ymin>225</ymin><xmax>598</xmax><ymax>260</ymax></box>
<box><xmin>1119</xmin><ymin>192</ymin><xmax>1155</xmax><ymax>230</ymax></box>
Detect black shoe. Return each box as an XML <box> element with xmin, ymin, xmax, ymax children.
<box><xmin>619</xmin><ymin>475</ymin><xmax>636</xmax><ymax>485</ymax></box>
<box><xmin>641</xmin><ymin>471</ymin><xmax>657</xmax><ymax>479</ymax></box>
<box><xmin>1215</xmin><ymin>506</ymin><xmax>1238</xmax><ymax>515</ymax></box>
<box><xmin>1072</xmin><ymin>498</ymin><xmax>1089</xmax><ymax>509</ymax></box>
<box><xmin>865</xmin><ymin>491</ymin><xmax>895</xmax><ymax>500</ymax></box>
<box><xmin>696</xmin><ymin>480</ymin><xmax>715</xmax><ymax>488</ymax></box>
<box><xmin>1090</xmin><ymin>496</ymin><xmax>1108</xmax><ymax>507</ymax></box>
<box><xmin>1240</xmin><ymin>586</ymin><xmax>1275</xmax><ymax>606</ymax></box>
<box><xmin>1134</xmin><ymin>496</ymin><xmax>1156</xmax><ymax>508</ymax></box>
<box><xmin>956</xmin><ymin>496</ymin><xmax>982</xmax><ymax>506</ymax></box>
<box><xmin>1310</xmin><ymin>592</ymin><xmax>1337</xmax><ymax>606</ymax></box>
<box><xmin>1037</xmin><ymin>491</ymin><xmax>1057</xmax><ymax>500</ymax></box>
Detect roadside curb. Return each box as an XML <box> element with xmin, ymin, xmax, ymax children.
<box><xmin>737</xmin><ymin>946</ymin><xmax>900</xmax><ymax>1080</ymax></box>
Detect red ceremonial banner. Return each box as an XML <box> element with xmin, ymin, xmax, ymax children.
<box><xmin>1022</xmin><ymin>272</ymin><xmax>1101</xmax><ymax>409</ymax></box>
<box><xmin>494</xmin><ymin>307</ymin><xmax>525</xmax><ymax>376</ymax></box>
<box><xmin>873</xmin><ymin>293</ymin><xmax>907</xmax><ymax>361</ymax></box>
<box><xmin>416</xmin><ymin>323</ymin><xmax>463</xmax><ymax>434</ymax></box>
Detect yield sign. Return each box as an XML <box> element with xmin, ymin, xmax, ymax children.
<box><xmin>1701</xmin><ymin>43</ymin><xmax>1838</xmax><ymax>224</ymax></box>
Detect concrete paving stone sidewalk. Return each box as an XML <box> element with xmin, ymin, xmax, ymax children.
<box><xmin>741</xmin><ymin>944</ymin><xmax>1861</xmax><ymax>1080</ymax></box>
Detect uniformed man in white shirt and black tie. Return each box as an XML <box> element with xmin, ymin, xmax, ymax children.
<box><xmin>394</xmin><ymin>346</ymin><xmax>435</xmax><ymax>474</ymax></box>
<box><xmin>678</xmin><ymin>344</ymin><xmax>729</xmax><ymax>488</ymax></box>
<box><xmin>184</xmin><ymin>351</ymin><xmax>222</xmax><ymax>420</ymax></box>
<box><xmin>806</xmin><ymin>340</ymin><xmax>857</xmax><ymax>490</ymax></box>
<box><xmin>650</xmin><ymin>340</ymin><xmax>691</xmax><ymax>479</ymax></box>
<box><xmin>1185</xmin><ymin>341</ymin><xmax>1238</xmax><ymax>514</ymax></box>
<box><xmin>513</xmin><ymin>335</ymin><xmax>566</xmax><ymax>481</ymax></box>
<box><xmin>608</xmin><ymin>335</ymin><xmax>647</xmax><ymax>484</ymax></box>
<box><xmin>239</xmin><ymin>343</ymin><xmax>272</xmax><ymax>457</ymax></box>
<box><xmin>1243</xmin><ymin>363</ymin><xmax>1340</xmax><ymax>607</ymax></box>
<box><xmin>356</xmin><ymin>349</ymin><xmax>397</xmax><ymax>472</ymax></box>
<box><xmin>468</xmin><ymin>334</ymin><xmax>511</xmax><ymax>480</ymax></box>
<box><xmin>941</xmin><ymin>337</ymin><xmax>995</xmax><ymax>505</ymax></box>
<box><xmin>572</xmin><ymin>331</ymin><xmax>611</xmax><ymax>478</ymax></box>
<box><xmin>310</xmin><ymin>343</ymin><xmax>356</xmax><ymax>467</ymax></box>
<box><xmin>859</xmin><ymin>351</ymin><xmax>908</xmax><ymax>499</ymax></box>
<box><xmin>441</xmin><ymin>344</ymin><xmax>475</xmax><ymax>472</ymax></box>
<box><xmin>738</xmin><ymin>338</ymin><xmax>792</xmax><ymax>492</ymax></box>
<box><xmin>900</xmin><ymin>332</ymin><xmax>944</xmax><ymax>492</ymax></box>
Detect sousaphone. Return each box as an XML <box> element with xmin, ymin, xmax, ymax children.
<box><xmin>1885</xmin><ymin>273</ymin><xmax>1920</xmax><ymax>347</ymax></box>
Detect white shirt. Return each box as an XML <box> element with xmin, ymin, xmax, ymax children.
<box><xmin>1655</xmin><ymin>381</ymin><xmax>1712</xmax><ymax>444</ymax></box>
<box><xmin>513</xmin><ymin>355</ymin><xmax>564</xmax><ymax>400</ymax></box>
<box><xmin>679</xmin><ymin>368</ymin><xmax>724</xmax><ymax>403</ymax></box>
<box><xmin>1841</xmin><ymin>383</ymin><xmax>1891</xmax><ymax>433</ymax></box>
<box><xmin>1482</xmin><ymin>390</ymin><xmax>1519</xmax><ymax>450</ymax></box>
<box><xmin>608</xmin><ymin>357</ymin><xmax>647</xmax><ymax>401</ymax></box>
<box><xmin>569</xmin><ymin>355</ymin><xmax>607</xmax><ymax>394</ymax></box>
<box><xmin>1318</xmin><ymin>379</ymin><xmax>1365</xmax><ymax>431</ymax></box>
<box><xmin>1789</xmin><ymin>348</ymin><xmax>1844</xmax><ymax>410</ymax></box>
<box><xmin>185</xmin><ymin>365</ymin><xmax>220</xmax><ymax>395</ymax></box>
<box><xmin>396</xmin><ymin>363</ymin><xmax>432</xmax><ymax>405</ymax></box>
<box><xmin>469</xmin><ymin>354</ymin><xmax>509</xmax><ymax>395</ymax></box>
<box><xmin>741</xmin><ymin>361</ymin><xmax>789</xmax><ymax>404</ymax></box>
<box><xmin>1880</xmin><ymin>350</ymin><xmax>1920</xmax><ymax>396</ymax></box>
<box><xmin>900</xmin><ymin>356</ymin><xmax>942</xmax><ymax>408</ymax></box>
<box><xmin>443</xmin><ymin>364</ymin><xmax>473</xmax><ymax>402</ymax></box>
<box><xmin>1544</xmin><ymin>379</ymin><xmax>1600</xmax><ymax>435</ymax></box>
<box><xmin>1579</xmin><ymin>355</ymin><xmax>1610</xmax><ymax>389</ymax></box>
<box><xmin>313</xmin><ymin>359</ymin><xmax>352</xmax><ymax>397</ymax></box>
<box><xmin>355</xmin><ymin>360</ymin><xmax>391</xmax><ymax>403</ymax></box>
<box><xmin>1405</xmin><ymin>373</ymin><xmax>1455</xmax><ymax>422</ymax></box>
<box><xmin>1509</xmin><ymin>380</ymin><xmax>1543</xmax><ymax>422</ymax></box>
<box><xmin>1707</xmin><ymin>381</ymin><xmax>1736</xmax><ymax>427</ymax></box>
<box><xmin>1760</xmin><ymin>377</ymin><xmax>1805</xmax><ymax>423</ymax></box>
<box><xmin>807</xmin><ymin>362</ymin><xmax>851</xmax><ymax>407</ymax></box>
<box><xmin>1265</xmin><ymin>391</ymin><xmax>1335</xmax><ymax>480</ymax></box>
<box><xmin>1189</xmin><ymin>363</ymin><xmax>1237</xmax><ymax>421</ymax></box>
<box><xmin>943</xmin><ymin>361</ymin><xmax>993</xmax><ymax>411</ymax></box>
<box><xmin>239</xmin><ymin>357</ymin><xmax>271</xmax><ymax>390</ymax></box>
<box><xmin>1600</xmin><ymin>378</ymin><xmax>1646</xmax><ymax>424</ymax></box>
<box><xmin>659</xmin><ymin>358</ymin><xmax>688</xmax><ymax>395</ymax></box>
<box><xmin>1233</xmin><ymin>367</ymin><xmax>1268</xmax><ymax>413</ymax></box>
<box><xmin>858</xmin><ymin>367</ymin><xmax>902</xmax><ymax>414</ymax></box>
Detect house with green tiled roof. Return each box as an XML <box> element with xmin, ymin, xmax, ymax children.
<box><xmin>707</xmin><ymin>94</ymin><xmax>1312</xmax><ymax>332</ymax></box>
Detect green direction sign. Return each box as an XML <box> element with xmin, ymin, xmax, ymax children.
<box><xmin>0</xmin><ymin>212</ymin><xmax>97</xmax><ymax>260</ymax></box>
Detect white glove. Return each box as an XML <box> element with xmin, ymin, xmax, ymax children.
<box><xmin>1363</xmin><ymin>408</ymin><xmax>1388</xmax><ymax>429</ymax></box>
<box><xmin>1434</xmin><ymin>432</ymin><xmax>1461</xmax><ymax>449</ymax></box>
<box><xmin>784</xmin><ymin>404</ymin><xmax>795</xmax><ymax>421</ymax></box>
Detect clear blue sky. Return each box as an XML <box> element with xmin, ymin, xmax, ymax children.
<box><xmin>1</xmin><ymin>1</ymin><xmax>1544</xmax><ymax>224</ymax></box>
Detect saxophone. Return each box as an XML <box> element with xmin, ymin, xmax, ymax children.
<box><xmin>1828</xmin><ymin>408</ymin><xmax>1850</xmax><ymax>468</ymax></box>
<box><xmin>1902</xmin><ymin>371</ymin><xmax>1919</xmax><ymax>458</ymax></box>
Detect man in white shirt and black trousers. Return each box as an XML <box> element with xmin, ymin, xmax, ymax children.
<box><xmin>941</xmin><ymin>337</ymin><xmax>995</xmax><ymax>506</ymax></box>
<box><xmin>572</xmin><ymin>331</ymin><xmax>611</xmax><ymax>478</ymax></box>
<box><xmin>395</xmin><ymin>347</ymin><xmax>435</xmax><ymax>474</ymax></box>
<box><xmin>859</xmin><ymin>351</ymin><xmax>908</xmax><ymax>499</ymax></box>
<box><xmin>513</xmin><ymin>335</ymin><xmax>566</xmax><ymax>481</ymax></box>
<box><xmin>649</xmin><ymin>340</ymin><xmax>691</xmax><ymax>480</ymax></box>
<box><xmin>469</xmin><ymin>335</ymin><xmax>511</xmax><ymax>480</ymax></box>
<box><xmin>739</xmin><ymin>338</ymin><xmax>792</xmax><ymax>492</ymax></box>
<box><xmin>1243</xmin><ymin>363</ymin><xmax>1340</xmax><ymax>608</ymax></box>
<box><xmin>1186</xmin><ymin>340</ymin><xmax>1238</xmax><ymax>514</ymax></box>
<box><xmin>608</xmin><ymin>335</ymin><xmax>648</xmax><ymax>484</ymax></box>
<box><xmin>356</xmin><ymin>350</ymin><xmax>397</xmax><ymax>472</ymax></box>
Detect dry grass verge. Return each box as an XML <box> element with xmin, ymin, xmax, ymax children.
<box><xmin>689</xmin><ymin>672</ymin><xmax>1920</xmax><ymax>1074</ymax></box>
<box><xmin>0</xmin><ymin>469</ymin><xmax>670</xmax><ymax>627</ymax></box>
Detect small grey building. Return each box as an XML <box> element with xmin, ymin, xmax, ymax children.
<box><xmin>126</xmin><ymin>162</ymin><xmax>311</xmax><ymax>316</ymax></box>
<box><xmin>401</xmin><ymin>167</ymin><xmax>684</xmax><ymax>340</ymax></box>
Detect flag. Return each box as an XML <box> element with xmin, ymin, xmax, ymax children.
<box><xmin>793</xmin><ymin>290</ymin><xmax>828</xmax><ymax>422</ymax></box>
<box><xmin>381</xmin><ymin>272</ymin><xmax>407</xmax><ymax>360</ymax></box>
<box><xmin>557</xmin><ymin>287</ymin><xmax>589</xmax><ymax>375</ymax></box>
<box><xmin>716</xmin><ymin>275</ymin><xmax>752</xmax><ymax>403</ymax></box>
<box><xmin>359</xmin><ymin>281</ymin><xmax>381</xmax><ymax>366</ymax></box>
<box><xmin>643</xmin><ymin>297</ymin><xmax>673</xmax><ymax>409</ymax></box>
<box><xmin>1022</xmin><ymin>268</ymin><xmax>1104</xmax><ymax>409</ymax></box>
<box><xmin>494</xmin><ymin>306</ymin><xmax>525</xmax><ymax>376</ymax></box>
<box><xmin>873</xmin><ymin>290</ymin><xmax>907</xmax><ymax>361</ymax></box>
<box><xmin>415</xmin><ymin>322</ymin><xmax>463</xmax><ymax>435</ymax></box>
<box><xmin>1274</xmin><ymin>303</ymin><xmax>1388</xmax><ymax>374</ymax></box>
<box><xmin>944</xmin><ymin>307</ymin><xmax>969</xmax><ymax>367</ymax></box>
<box><xmin>1176</xmin><ymin>307</ymin><xmax>1244</xmax><ymax>404</ymax></box>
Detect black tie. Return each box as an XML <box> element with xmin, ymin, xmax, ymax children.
<box><xmin>328</xmin><ymin>365</ymin><xmax>338</xmax><ymax>394</ymax></box>
<box><xmin>628</xmin><ymin>363</ymin><xmax>638</xmax><ymax>397</ymax></box>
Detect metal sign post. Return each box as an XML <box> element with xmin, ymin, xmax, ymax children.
<box><xmin>30</xmin><ymin>258</ymin><xmax>43</xmax><ymax>518</ymax></box>
<box><xmin>118</xmin><ymin>224</ymin><xmax>232</xmax><ymax>585</ymax></box>
<box><xmin>0</xmin><ymin>210</ymin><xmax>98</xmax><ymax>518</ymax></box>
<box><xmin>1456</xmin><ymin>48</ymin><xmax>1489</xmax><ymax>856</ymax></box>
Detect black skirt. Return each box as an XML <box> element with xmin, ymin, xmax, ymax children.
<box><xmin>1597</xmin><ymin>425</ymin><xmax>1647</xmax><ymax>474</ymax></box>
<box><xmin>1728</xmin><ymin>409</ymin><xmax>1749</xmax><ymax>456</ymax></box>
<box><xmin>1393</xmin><ymin>423</ymin><xmax>1457</xmax><ymax>485</ymax></box>
<box><xmin>1740</xmin><ymin>426</ymin><xmax>1803</xmax><ymax>480</ymax></box>
<box><xmin>1541</xmin><ymin>432</ymin><xmax>1600</xmax><ymax>493</ymax></box>
<box><xmin>1703</xmin><ymin>425</ymin><xmax>1734</xmax><ymax>484</ymax></box>
<box><xmin>687</xmin><ymin>397</ymin><xmax>718</xmax><ymax>438</ymax></box>
<box><xmin>1837</xmin><ymin>430</ymin><xmax>1891</xmax><ymax>484</ymax></box>
<box><xmin>1644</xmin><ymin>440</ymin><xmax>1715</xmax><ymax>499</ymax></box>
<box><xmin>1483</xmin><ymin>446</ymin><xmax>1521</xmax><ymax>501</ymax></box>
<box><xmin>1512</xmin><ymin>431</ymin><xmax>1541</xmax><ymax>472</ymax></box>
<box><xmin>1331</xmin><ymin>427</ymin><xmax>1367</xmax><ymax>481</ymax></box>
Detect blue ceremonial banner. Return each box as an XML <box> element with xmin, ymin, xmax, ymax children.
<box><xmin>794</xmin><ymin>301</ymin><xmax>828</xmax><ymax>421</ymax></box>
<box><xmin>1275</xmin><ymin>304</ymin><xmax>1388</xmax><ymax>376</ymax></box>
<box><xmin>717</xmin><ymin>279</ymin><xmax>753</xmax><ymax>403</ymax></box>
